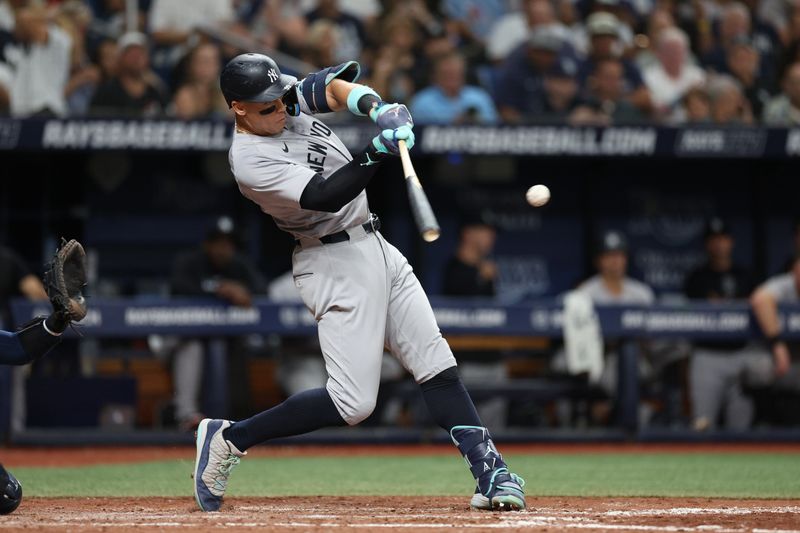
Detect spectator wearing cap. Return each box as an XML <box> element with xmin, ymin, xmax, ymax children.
<box><xmin>486</xmin><ymin>0</ymin><xmax>574</xmax><ymax>62</ymax></box>
<box><xmin>683</xmin><ymin>218</ymin><xmax>759</xmax><ymax>431</ymax></box>
<box><xmin>539</xmin><ymin>56</ymin><xmax>584</xmax><ymax>122</ymax></box>
<box><xmin>89</xmin><ymin>32</ymin><xmax>167</xmax><ymax>117</ymax></box>
<box><xmin>763</xmin><ymin>61</ymin><xmax>800</xmax><ymax>125</ymax></box>
<box><xmin>410</xmin><ymin>51</ymin><xmax>498</xmax><ymax>125</ymax></box>
<box><xmin>577</xmin><ymin>230</ymin><xmax>654</xmax><ymax>305</ymax></box>
<box><xmin>0</xmin><ymin>4</ymin><xmax>72</xmax><ymax>116</ymax></box>
<box><xmin>577</xmin><ymin>12</ymin><xmax>652</xmax><ymax>115</ymax></box>
<box><xmin>587</xmin><ymin>0</ymin><xmax>636</xmax><ymax>51</ymax></box>
<box><xmin>494</xmin><ymin>25</ymin><xmax>565</xmax><ymax>123</ymax></box>
<box><xmin>642</xmin><ymin>27</ymin><xmax>705</xmax><ymax>123</ymax></box>
<box><xmin>163</xmin><ymin>216</ymin><xmax>267</xmax><ymax>429</ymax></box>
<box><xmin>750</xmin><ymin>253</ymin><xmax>800</xmax><ymax>402</ymax></box>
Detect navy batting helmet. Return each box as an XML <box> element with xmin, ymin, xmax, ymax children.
<box><xmin>0</xmin><ymin>465</ymin><xmax>22</xmax><ymax>515</ymax></box>
<box><xmin>220</xmin><ymin>53</ymin><xmax>297</xmax><ymax>108</ymax></box>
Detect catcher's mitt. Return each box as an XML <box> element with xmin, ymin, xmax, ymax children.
<box><xmin>44</xmin><ymin>238</ymin><xmax>88</xmax><ymax>323</ymax></box>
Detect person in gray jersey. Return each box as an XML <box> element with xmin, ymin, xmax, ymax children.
<box><xmin>571</xmin><ymin>231</ymin><xmax>659</xmax><ymax>423</ymax></box>
<box><xmin>192</xmin><ymin>53</ymin><xmax>525</xmax><ymax>513</ymax></box>
<box><xmin>577</xmin><ymin>231</ymin><xmax>654</xmax><ymax>306</ymax></box>
<box><xmin>750</xmin><ymin>253</ymin><xmax>800</xmax><ymax>392</ymax></box>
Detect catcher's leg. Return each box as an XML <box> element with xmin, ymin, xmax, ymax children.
<box><xmin>0</xmin><ymin>318</ymin><xmax>62</xmax><ymax>366</ymax></box>
<box><xmin>0</xmin><ymin>329</ymin><xmax>31</xmax><ymax>365</ymax></box>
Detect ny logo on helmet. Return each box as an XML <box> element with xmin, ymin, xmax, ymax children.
<box><xmin>267</xmin><ymin>69</ymin><xmax>279</xmax><ymax>83</ymax></box>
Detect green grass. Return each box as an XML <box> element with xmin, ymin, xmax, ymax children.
<box><xmin>11</xmin><ymin>453</ymin><xmax>800</xmax><ymax>499</ymax></box>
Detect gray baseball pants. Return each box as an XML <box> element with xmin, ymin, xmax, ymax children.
<box><xmin>292</xmin><ymin>227</ymin><xmax>457</xmax><ymax>425</ymax></box>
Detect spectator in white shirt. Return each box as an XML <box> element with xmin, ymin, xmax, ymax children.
<box><xmin>0</xmin><ymin>5</ymin><xmax>72</xmax><ymax>116</ymax></box>
<box><xmin>643</xmin><ymin>27</ymin><xmax>705</xmax><ymax>123</ymax></box>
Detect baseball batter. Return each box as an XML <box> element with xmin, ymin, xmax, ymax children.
<box><xmin>193</xmin><ymin>53</ymin><xmax>525</xmax><ymax>512</ymax></box>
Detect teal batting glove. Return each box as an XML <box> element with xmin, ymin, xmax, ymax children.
<box><xmin>372</xmin><ymin>125</ymin><xmax>415</xmax><ymax>155</ymax></box>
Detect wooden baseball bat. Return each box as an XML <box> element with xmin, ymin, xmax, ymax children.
<box><xmin>398</xmin><ymin>139</ymin><xmax>440</xmax><ymax>242</ymax></box>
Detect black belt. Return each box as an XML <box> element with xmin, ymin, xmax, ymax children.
<box><xmin>309</xmin><ymin>215</ymin><xmax>381</xmax><ymax>245</ymax></box>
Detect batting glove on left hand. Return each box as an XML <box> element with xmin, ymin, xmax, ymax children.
<box><xmin>372</xmin><ymin>125</ymin><xmax>415</xmax><ymax>155</ymax></box>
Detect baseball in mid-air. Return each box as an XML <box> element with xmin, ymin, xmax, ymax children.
<box><xmin>526</xmin><ymin>184</ymin><xmax>551</xmax><ymax>207</ymax></box>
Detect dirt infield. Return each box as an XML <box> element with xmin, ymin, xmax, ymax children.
<box><xmin>2</xmin><ymin>444</ymin><xmax>798</xmax><ymax>531</ymax></box>
<box><xmin>2</xmin><ymin>496</ymin><xmax>798</xmax><ymax>532</ymax></box>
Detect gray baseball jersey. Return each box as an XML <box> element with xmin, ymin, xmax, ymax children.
<box><xmin>577</xmin><ymin>275</ymin><xmax>655</xmax><ymax>305</ymax></box>
<box><xmin>230</xmin><ymin>113</ymin><xmax>369</xmax><ymax>239</ymax></box>
<box><xmin>760</xmin><ymin>273</ymin><xmax>799</xmax><ymax>303</ymax></box>
<box><xmin>229</xmin><ymin>101</ymin><xmax>456</xmax><ymax>425</ymax></box>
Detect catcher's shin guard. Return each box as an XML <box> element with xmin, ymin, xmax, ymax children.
<box><xmin>15</xmin><ymin>317</ymin><xmax>61</xmax><ymax>364</ymax></box>
<box><xmin>0</xmin><ymin>464</ymin><xmax>22</xmax><ymax>515</ymax></box>
<box><xmin>451</xmin><ymin>426</ymin><xmax>526</xmax><ymax>511</ymax></box>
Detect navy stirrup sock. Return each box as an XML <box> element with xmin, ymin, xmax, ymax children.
<box><xmin>419</xmin><ymin>366</ymin><xmax>482</xmax><ymax>430</ymax></box>
<box><xmin>223</xmin><ymin>388</ymin><xmax>346</xmax><ymax>451</ymax></box>
<box><xmin>450</xmin><ymin>426</ymin><xmax>507</xmax><ymax>481</ymax></box>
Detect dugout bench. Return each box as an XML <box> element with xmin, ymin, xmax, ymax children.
<box><xmin>5</xmin><ymin>298</ymin><xmax>800</xmax><ymax>444</ymax></box>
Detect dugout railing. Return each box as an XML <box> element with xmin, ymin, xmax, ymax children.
<box><xmin>3</xmin><ymin>298</ymin><xmax>800</xmax><ymax>445</ymax></box>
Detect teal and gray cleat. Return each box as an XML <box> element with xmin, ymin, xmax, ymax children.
<box><xmin>193</xmin><ymin>419</ymin><xmax>245</xmax><ymax>512</ymax></box>
<box><xmin>450</xmin><ymin>426</ymin><xmax>526</xmax><ymax>511</ymax></box>
<box><xmin>469</xmin><ymin>467</ymin><xmax>526</xmax><ymax>511</ymax></box>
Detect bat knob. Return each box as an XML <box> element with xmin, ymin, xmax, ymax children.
<box><xmin>422</xmin><ymin>229</ymin><xmax>441</xmax><ymax>242</ymax></box>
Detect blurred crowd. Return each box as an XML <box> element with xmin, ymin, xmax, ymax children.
<box><xmin>3</xmin><ymin>0</ymin><xmax>800</xmax><ymax>125</ymax></box>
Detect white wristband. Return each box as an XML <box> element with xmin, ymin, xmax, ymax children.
<box><xmin>42</xmin><ymin>319</ymin><xmax>63</xmax><ymax>337</ymax></box>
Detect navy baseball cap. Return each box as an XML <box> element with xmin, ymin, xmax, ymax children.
<box><xmin>205</xmin><ymin>216</ymin><xmax>237</xmax><ymax>242</ymax></box>
<box><xmin>704</xmin><ymin>217</ymin><xmax>731</xmax><ymax>239</ymax></box>
<box><xmin>597</xmin><ymin>230</ymin><xmax>628</xmax><ymax>254</ymax></box>
<box><xmin>458</xmin><ymin>212</ymin><xmax>496</xmax><ymax>231</ymax></box>
<box><xmin>548</xmin><ymin>57</ymin><xmax>578</xmax><ymax>79</ymax></box>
